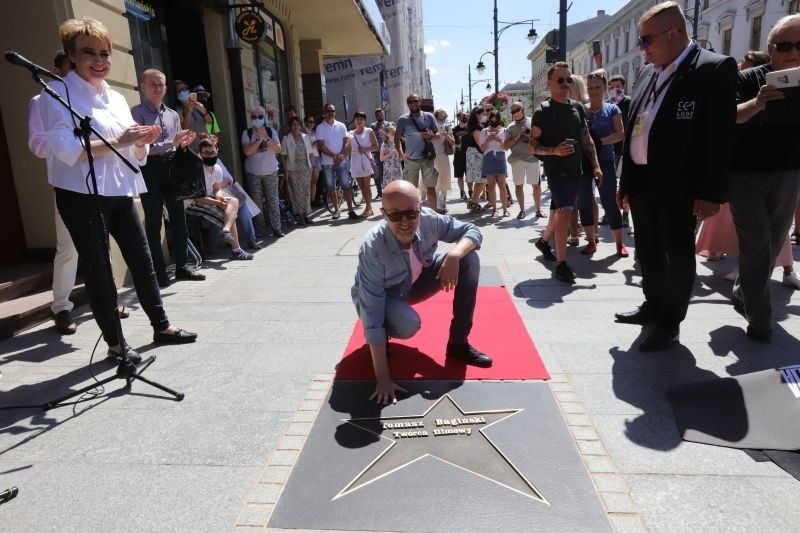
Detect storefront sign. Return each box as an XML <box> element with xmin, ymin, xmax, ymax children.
<box><xmin>235</xmin><ymin>9</ymin><xmax>264</xmax><ymax>43</ymax></box>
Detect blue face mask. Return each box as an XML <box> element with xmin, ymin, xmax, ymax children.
<box><xmin>177</xmin><ymin>90</ymin><xmax>190</xmax><ymax>102</ymax></box>
<box><xmin>251</xmin><ymin>118</ymin><xmax>265</xmax><ymax>128</ymax></box>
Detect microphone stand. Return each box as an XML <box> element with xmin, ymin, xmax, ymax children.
<box><xmin>6</xmin><ymin>72</ymin><xmax>184</xmax><ymax>410</ymax></box>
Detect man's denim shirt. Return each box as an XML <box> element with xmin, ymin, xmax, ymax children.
<box><xmin>351</xmin><ymin>208</ymin><xmax>482</xmax><ymax>345</ymax></box>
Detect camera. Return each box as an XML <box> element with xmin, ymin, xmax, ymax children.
<box><xmin>524</xmin><ymin>128</ymin><xmax>531</xmax><ymax>135</ymax></box>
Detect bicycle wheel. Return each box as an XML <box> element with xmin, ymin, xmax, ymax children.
<box><xmin>324</xmin><ymin>186</ymin><xmax>337</xmax><ymax>214</ymax></box>
<box><xmin>351</xmin><ymin>182</ymin><xmax>363</xmax><ymax>208</ymax></box>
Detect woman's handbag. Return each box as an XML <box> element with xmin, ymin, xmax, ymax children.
<box><xmin>444</xmin><ymin>134</ymin><xmax>455</xmax><ymax>156</ymax></box>
<box><xmin>167</xmin><ymin>147</ymin><xmax>206</xmax><ymax>200</ymax></box>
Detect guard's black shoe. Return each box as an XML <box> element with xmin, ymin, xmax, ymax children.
<box><xmin>554</xmin><ymin>261</ymin><xmax>576</xmax><ymax>283</ymax></box>
<box><xmin>53</xmin><ymin>310</ymin><xmax>77</xmax><ymax>335</ymax></box>
<box><xmin>107</xmin><ymin>345</ymin><xmax>142</xmax><ymax>365</ymax></box>
<box><xmin>615</xmin><ymin>304</ymin><xmax>655</xmax><ymax>325</ymax></box>
<box><xmin>175</xmin><ymin>266</ymin><xmax>206</xmax><ymax>281</ymax></box>
<box><xmin>746</xmin><ymin>324</ymin><xmax>772</xmax><ymax>341</ymax></box>
<box><xmin>535</xmin><ymin>238</ymin><xmax>557</xmax><ymax>261</ymax></box>
<box><xmin>445</xmin><ymin>342</ymin><xmax>493</xmax><ymax>368</ymax></box>
<box><xmin>639</xmin><ymin>325</ymin><xmax>680</xmax><ymax>352</ymax></box>
<box><xmin>153</xmin><ymin>328</ymin><xmax>198</xmax><ymax>344</ymax></box>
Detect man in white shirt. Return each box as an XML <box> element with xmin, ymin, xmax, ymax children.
<box><xmin>316</xmin><ymin>103</ymin><xmax>357</xmax><ymax>220</ymax></box>
<box><xmin>27</xmin><ymin>50</ymin><xmax>79</xmax><ymax>334</ymax></box>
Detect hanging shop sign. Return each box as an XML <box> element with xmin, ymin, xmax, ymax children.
<box><xmin>235</xmin><ymin>9</ymin><xmax>265</xmax><ymax>43</ymax></box>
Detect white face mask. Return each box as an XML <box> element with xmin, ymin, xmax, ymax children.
<box><xmin>480</xmin><ymin>115</ymin><xmax>488</xmax><ymax>125</ymax></box>
<box><xmin>251</xmin><ymin>118</ymin><xmax>265</xmax><ymax>128</ymax></box>
<box><xmin>606</xmin><ymin>87</ymin><xmax>625</xmax><ymax>103</ymax></box>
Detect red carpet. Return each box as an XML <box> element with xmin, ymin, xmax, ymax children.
<box><xmin>336</xmin><ymin>287</ymin><xmax>549</xmax><ymax>380</ymax></box>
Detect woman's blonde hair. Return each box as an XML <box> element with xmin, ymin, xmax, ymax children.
<box><xmin>569</xmin><ymin>74</ymin><xmax>589</xmax><ymax>103</ymax></box>
<box><xmin>59</xmin><ymin>17</ymin><xmax>113</xmax><ymax>56</ymax></box>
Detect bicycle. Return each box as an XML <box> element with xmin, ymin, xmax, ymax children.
<box><xmin>323</xmin><ymin>179</ymin><xmax>361</xmax><ymax>214</ymax></box>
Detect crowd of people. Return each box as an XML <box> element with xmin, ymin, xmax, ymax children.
<box><xmin>27</xmin><ymin>2</ymin><xmax>800</xmax><ymax>368</ymax></box>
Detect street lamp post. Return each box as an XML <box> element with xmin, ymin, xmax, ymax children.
<box><xmin>476</xmin><ymin>0</ymin><xmax>539</xmax><ymax>94</ymax></box>
<box><xmin>467</xmin><ymin>64</ymin><xmax>492</xmax><ymax>109</ymax></box>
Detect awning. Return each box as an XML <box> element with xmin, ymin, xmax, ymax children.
<box><xmin>289</xmin><ymin>0</ymin><xmax>387</xmax><ymax>56</ymax></box>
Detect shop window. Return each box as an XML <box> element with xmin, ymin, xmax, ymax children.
<box><xmin>790</xmin><ymin>0</ymin><xmax>799</xmax><ymax>14</ymax></box>
<box><xmin>125</xmin><ymin>0</ymin><xmax>167</xmax><ymax>79</ymax></box>
<box><xmin>254</xmin><ymin>18</ymin><xmax>290</xmax><ymax>132</ymax></box>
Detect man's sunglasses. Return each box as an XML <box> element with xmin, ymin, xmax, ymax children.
<box><xmin>773</xmin><ymin>41</ymin><xmax>800</xmax><ymax>53</ymax></box>
<box><xmin>382</xmin><ymin>208</ymin><xmax>420</xmax><ymax>222</ymax></box>
<box><xmin>407</xmin><ymin>99</ymin><xmax>420</xmax><ymax>103</ymax></box>
<box><xmin>554</xmin><ymin>77</ymin><xmax>573</xmax><ymax>85</ymax></box>
<box><xmin>638</xmin><ymin>27</ymin><xmax>671</xmax><ymax>48</ymax></box>
<box><xmin>511</xmin><ymin>107</ymin><xmax>523</xmax><ymax>113</ymax></box>
<box><xmin>324</xmin><ymin>109</ymin><xmax>335</xmax><ymax>113</ymax></box>
<box><xmin>251</xmin><ymin>114</ymin><xmax>264</xmax><ymax>119</ymax></box>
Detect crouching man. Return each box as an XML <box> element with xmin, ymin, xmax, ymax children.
<box><xmin>351</xmin><ymin>180</ymin><xmax>493</xmax><ymax>405</ymax></box>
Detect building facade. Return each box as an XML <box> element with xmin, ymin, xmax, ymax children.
<box><xmin>0</xmin><ymin>0</ymin><xmax>385</xmax><ymax>276</ymax></box>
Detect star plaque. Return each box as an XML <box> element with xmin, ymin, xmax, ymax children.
<box><xmin>337</xmin><ymin>394</ymin><xmax>548</xmax><ymax>503</ymax></box>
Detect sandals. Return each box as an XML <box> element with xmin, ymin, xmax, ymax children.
<box><xmin>361</xmin><ymin>209</ymin><xmax>374</xmax><ymax>218</ymax></box>
<box><xmin>567</xmin><ymin>236</ymin><xmax>580</xmax><ymax>246</ymax></box>
<box><xmin>516</xmin><ymin>211</ymin><xmax>525</xmax><ymax>220</ymax></box>
<box><xmin>502</xmin><ymin>209</ymin><xmax>510</xmax><ymax>218</ymax></box>
<box><xmin>117</xmin><ymin>305</ymin><xmax>130</xmax><ymax>319</ymax></box>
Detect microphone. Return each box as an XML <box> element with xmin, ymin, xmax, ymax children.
<box><xmin>4</xmin><ymin>51</ymin><xmax>63</xmax><ymax>81</ymax></box>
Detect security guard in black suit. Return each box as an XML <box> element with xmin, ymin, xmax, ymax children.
<box><xmin>616</xmin><ymin>1</ymin><xmax>738</xmax><ymax>351</ymax></box>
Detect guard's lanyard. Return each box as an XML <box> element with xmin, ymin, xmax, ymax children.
<box><xmin>646</xmin><ymin>70</ymin><xmax>677</xmax><ymax>107</ymax></box>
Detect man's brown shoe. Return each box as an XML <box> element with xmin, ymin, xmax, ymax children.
<box><xmin>53</xmin><ymin>310</ymin><xmax>77</xmax><ymax>335</ymax></box>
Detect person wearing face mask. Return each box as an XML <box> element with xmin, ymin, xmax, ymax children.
<box><xmin>479</xmin><ymin>109</ymin><xmax>509</xmax><ymax>217</ymax></box>
<box><xmin>187</xmin><ymin>138</ymin><xmax>253</xmax><ymax>260</ymax></box>
<box><xmin>464</xmin><ymin>106</ymin><xmax>488</xmax><ymax>212</ymax></box>
<box><xmin>242</xmin><ymin>105</ymin><xmax>284</xmax><ymax>237</ymax></box>
<box><xmin>173</xmin><ymin>80</ymin><xmax>211</xmax><ymax>150</ymax></box>
<box><xmin>452</xmin><ymin>112</ymin><xmax>470</xmax><ymax>200</ymax></box>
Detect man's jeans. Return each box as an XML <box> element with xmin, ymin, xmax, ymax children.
<box><xmin>384</xmin><ymin>250</ymin><xmax>480</xmax><ymax>344</ymax></box>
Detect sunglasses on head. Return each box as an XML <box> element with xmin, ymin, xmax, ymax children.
<box><xmin>382</xmin><ymin>208</ymin><xmax>420</xmax><ymax>222</ymax></box>
<box><xmin>773</xmin><ymin>40</ymin><xmax>800</xmax><ymax>53</ymax></box>
<box><xmin>586</xmin><ymin>73</ymin><xmax>606</xmax><ymax>81</ymax></box>
<box><xmin>251</xmin><ymin>114</ymin><xmax>264</xmax><ymax>119</ymax></box>
<box><xmin>554</xmin><ymin>77</ymin><xmax>574</xmax><ymax>85</ymax></box>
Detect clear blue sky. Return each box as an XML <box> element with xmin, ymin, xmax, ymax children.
<box><xmin>419</xmin><ymin>0</ymin><xmax>631</xmax><ymax>110</ymax></box>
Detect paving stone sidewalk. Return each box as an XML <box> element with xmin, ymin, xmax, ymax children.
<box><xmin>1</xmin><ymin>186</ymin><xmax>798</xmax><ymax>532</ymax></box>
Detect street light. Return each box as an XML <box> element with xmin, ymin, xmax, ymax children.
<box><xmin>475</xmin><ymin>0</ymin><xmax>539</xmax><ymax>94</ymax></box>
<box><xmin>466</xmin><ymin>64</ymin><xmax>492</xmax><ymax>109</ymax></box>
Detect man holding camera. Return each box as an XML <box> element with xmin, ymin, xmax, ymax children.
<box><xmin>504</xmin><ymin>101</ymin><xmax>544</xmax><ymax>220</ymax></box>
<box><xmin>729</xmin><ymin>13</ymin><xmax>800</xmax><ymax>341</ymax></box>
<box><xmin>395</xmin><ymin>94</ymin><xmax>439</xmax><ymax>211</ymax></box>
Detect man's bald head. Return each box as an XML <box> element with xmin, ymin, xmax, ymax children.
<box><xmin>382</xmin><ymin>180</ymin><xmax>419</xmax><ymax>208</ymax></box>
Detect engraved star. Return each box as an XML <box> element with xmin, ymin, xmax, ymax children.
<box><xmin>336</xmin><ymin>394</ymin><xmax>548</xmax><ymax>503</ymax></box>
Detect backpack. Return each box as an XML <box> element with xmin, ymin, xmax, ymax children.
<box><xmin>533</xmin><ymin>99</ymin><xmax>586</xmax><ymax>162</ymax></box>
<box><xmin>167</xmin><ymin>147</ymin><xmax>207</xmax><ymax>200</ymax></box>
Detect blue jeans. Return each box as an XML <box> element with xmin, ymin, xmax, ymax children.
<box><xmin>578</xmin><ymin>159</ymin><xmax>622</xmax><ymax>229</ymax></box>
<box><xmin>236</xmin><ymin>203</ymin><xmax>257</xmax><ymax>244</ymax></box>
<box><xmin>321</xmin><ymin>163</ymin><xmax>353</xmax><ymax>190</ymax></box>
<box><xmin>384</xmin><ymin>250</ymin><xmax>480</xmax><ymax>344</ymax></box>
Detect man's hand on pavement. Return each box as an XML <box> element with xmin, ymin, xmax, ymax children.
<box><xmin>370</xmin><ymin>379</ymin><xmax>407</xmax><ymax>405</ymax></box>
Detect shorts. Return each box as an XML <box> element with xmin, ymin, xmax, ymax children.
<box><xmin>313</xmin><ymin>156</ymin><xmax>321</xmax><ymax>171</ymax></box>
<box><xmin>321</xmin><ymin>163</ymin><xmax>353</xmax><ymax>190</ymax></box>
<box><xmin>548</xmin><ymin>171</ymin><xmax>579</xmax><ymax>211</ymax></box>
<box><xmin>403</xmin><ymin>158</ymin><xmax>437</xmax><ymax>188</ymax></box>
<box><xmin>509</xmin><ymin>159</ymin><xmax>541</xmax><ymax>186</ymax></box>
<box><xmin>481</xmin><ymin>151</ymin><xmax>507</xmax><ymax>176</ymax></box>
<box><xmin>453</xmin><ymin>150</ymin><xmax>466</xmax><ymax>178</ymax></box>
<box><xmin>465</xmin><ymin>147</ymin><xmax>485</xmax><ymax>184</ymax></box>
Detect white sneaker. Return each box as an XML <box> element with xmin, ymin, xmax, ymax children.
<box><xmin>725</xmin><ymin>268</ymin><xmax>739</xmax><ymax>282</ymax></box>
<box><xmin>783</xmin><ymin>271</ymin><xmax>800</xmax><ymax>290</ymax></box>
